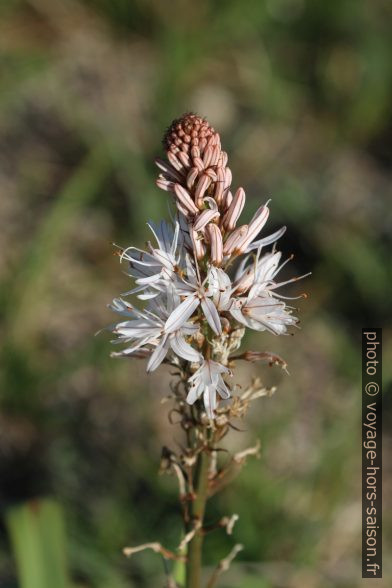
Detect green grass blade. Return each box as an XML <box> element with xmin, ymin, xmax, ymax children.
<box><xmin>5</xmin><ymin>498</ymin><xmax>70</xmax><ymax>588</ymax></box>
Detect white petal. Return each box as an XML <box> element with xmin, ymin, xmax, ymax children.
<box><xmin>262</xmin><ymin>320</ymin><xmax>289</xmax><ymax>335</ymax></box>
<box><xmin>135</xmin><ymin>271</ymin><xmax>162</xmax><ymax>285</ymax></box>
<box><xmin>201</xmin><ymin>297</ymin><xmax>222</xmax><ymax>335</ymax></box>
<box><xmin>186</xmin><ymin>381</ymin><xmax>203</xmax><ymax>405</ymax></box>
<box><xmin>185</xmin><ymin>254</ymin><xmax>198</xmax><ymax>284</ymax></box>
<box><xmin>246</xmin><ymin>297</ymin><xmax>285</xmax><ymax>313</ymax></box>
<box><xmin>147</xmin><ymin>221</ymin><xmax>164</xmax><ymax>250</ymax></box>
<box><xmin>123</xmin><ymin>248</ymin><xmax>158</xmax><ymax>266</ymax></box>
<box><xmin>173</xmin><ymin>282</ymin><xmax>196</xmax><ymax>296</ymax></box>
<box><xmin>111</xmin><ymin>347</ymin><xmax>150</xmax><ymax>358</ymax></box>
<box><xmin>207</xmin><ymin>267</ymin><xmax>232</xmax><ymax>310</ymax></box>
<box><xmin>147</xmin><ymin>338</ymin><xmax>169</xmax><ymax>372</ymax></box>
<box><xmin>164</xmin><ymin>295</ymin><xmax>199</xmax><ymax>334</ymax></box>
<box><xmin>137</xmin><ymin>291</ymin><xmax>160</xmax><ymax>300</ymax></box>
<box><xmin>211</xmin><ymin>360</ymin><xmax>232</xmax><ymax>376</ymax></box>
<box><xmin>234</xmin><ymin>254</ymin><xmax>251</xmax><ymax>281</ymax></box>
<box><xmin>256</xmin><ymin>252</ymin><xmax>282</xmax><ymax>283</ymax></box>
<box><xmin>118</xmin><ymin>283</ymin><xmax>147</xmax><ymax>297</ymax></box>
<box><xmin>171</xmin><ymin>221</ymin><xmax>180</xmax><ymax>256</ymax></box>
<box><xmin>170</xmin><ymin>333</ymin><xmax>202</xmax><ymax>363</ymax></box>
<box><xmin>187</xmin><ymin>362</ymin><xmax>203</xmax><ymax>385</ymax></box>
<box><xmin>152</xmin><ymin>249</ymin><xmax>176</xmax><ymax>271</ymax></box>
<box><xmin>229</xmin><ymin>307</ymin><xmax>250</xmax><ymax>327</ymax></box>
<box><xmin>235</xmin><ymin>204</ymin><xmax>270</xmax><ymax>252</ymax></box>
<box><xmin>109</xmin><ymin>298</ymin><xmax>135</xmax><ymax>316</ymax></box>
<box><xmin>245</xmin><ymin>226</ymin><xmax>287</xmax><ymax>252</ymax></box>
<box><xmin>203</xmin><ymin>385</ymin><xmax>216</xmax><ymax>419</ymax></box>
<box><xmin>216</xmin><ymin>378</ymin><xmax>230</xmax><ymax>400</ymax></box>
<box><xmin>112</xmin><ymin>336</ymin><xmax>153</xmax><ymax>355</ymax></box>
<box><xmin>181</xmin><ymin>322</ymin><xmax>199</xmax><ymax>335</ymax></box>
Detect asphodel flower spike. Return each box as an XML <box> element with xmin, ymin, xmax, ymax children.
<box><xmin>108</xmin><ymin>113</ymin><xmax>310</xmax><ymax>588</ymax></box>
<box><xmin>108</xmin><ymin>113</ymin><xmax>309</xmax><ymax>419</ymax></box>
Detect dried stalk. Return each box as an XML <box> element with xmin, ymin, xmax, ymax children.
<box><xmin>206</xmin><ymin>544</ymin><xmax>244</xmax><ymax>588</ymax></box>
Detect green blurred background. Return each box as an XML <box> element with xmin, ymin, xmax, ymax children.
<box><xmin>0</xmin><ymin>0</ymin><xmax>391</xmax><ymax>586</ymax></box>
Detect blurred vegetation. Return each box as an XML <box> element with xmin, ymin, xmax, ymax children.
<box><xmin>0</xmin><ymin>0</ymin><xmax>391</xmax><ymax>586</ymax></box>
<box><xmin>6</xmin><ymin>499</ymin><xmax>70</xmax><ymax>588</ymax></box>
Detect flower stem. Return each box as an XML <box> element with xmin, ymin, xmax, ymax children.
<box><xmin>186</xmin><ymin>447</ymin><xmax>210</xmax><ymax>588</ymax></box>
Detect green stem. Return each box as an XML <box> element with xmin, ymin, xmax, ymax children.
<box><xmin>186</xmin><ymin>448</ymin><xmax>210</xmax><ymax>588</ymax></box>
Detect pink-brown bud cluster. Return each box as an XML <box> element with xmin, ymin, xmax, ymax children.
<box><xmin>156</xmin><ymin>113</ymin><xmax>269</xmax><ymax>265</ymax></box>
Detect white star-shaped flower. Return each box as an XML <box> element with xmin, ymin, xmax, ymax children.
<box><xmin>186</xmin><ymin>359</ymin><xmax>232</xmax><ymax>418</ymax></box>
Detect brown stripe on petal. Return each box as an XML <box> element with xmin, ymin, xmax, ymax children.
<box><xmin>223</xmin><ymin>225</ymin><xmax>248</xmax><ymax>256</ymax></box>
<box><xmin>204</xmin><ymin>168</ymin><xmax>217</xmax><ymax>182</ymax></box>
<box><xmin>212</xmin><ymin>133</ymin><xmax>221</xmax><ymax>147</ymax></box>
<box><xmin>193</xmin><ymin>208</ymin><xmax>220</xmax><ymax>232</ymax></box>
<box><xmin>190</xmin><ymin>226</ymin><xmax>206</xmax><ymax>260</ymax></box>
<box><xmin>236</xmin><ymin>205</ymin><xmax>270</xmax><ymax>252</ymax></box>
<box><xmin>222</xmin><ymin>187</ymin><xmax>246</xmax><ymax>231</ymax></box>
<box><xmin>220</xmin><ymin>151</ymin><xmax>228</xmax><ymax>168</ymax></box>
<box><xmin>191</xmin><ymin>145</ymin><xmax>200</xmax><ymax>159</ymax></box>
<box><xmin>206</xmin><ymin>135</ymin><xmax>215</xmax><ymax>149</ymax></box>
<box><xmin>186</xmin><ymin>167</ymin><xmax>199</xmax><ymax>190</ymax></box>
<box><xmin>206</xmin><ymin>224</ymin><xmax>223</xmax><ymax>266</ymax></box>
<box><xmin>199</xmin><ymin>137</ymin><xmax>207</xmax><ymax>153</ymax></box>
<box><xmin>233</xmin><ymin>267</ymin><xmax>255</xmax><ymax>294</ymax></box>
<box><xmin>203</xmin><ymin>146</ymin><xmax>213</xmax><ymax>167</ymax></box>
<box><xmin>167</xmin><ymin>151</ymin><xmax>184</xmax><ymax>172</ymax></box>
<box><xmin>156</xmin><ymin>177</ymin><xmax>175</xmax><ymax>192</ymax></box>
<box><xmin>154</xmin><ymin>158</ymin><xmax>184</xmax><ymax>182</ymax></box>
<box><xmin>194</xmin><ymin>174</ymin><xmax>211</xmax><ymax>208</ymax></box>
<box><xmin>210</xmin><ymin>145</ymin><xmax>221</xmax><ymax>167</ymax></box>
<box><xmin>174</xmin><ymin>184</ymin><xmax>199</xmax><ymax>215</ymax></box>
<box><xmin>224</xmin><ymin>190</ymin><xmax>233</xmax><ymax>209</ymax></box>
<box><xmin>214</xmin><ymin>167</ymin><xmax>225</xmax><ymax>205</ymax></box>
<box><xmin>193</xmin><ymin>157</ymin><xmax>205</xmax><ymax>172</ymax></box>
<box><xmin>177</xmin><ymin>151</ymin><xmax>191</xmax><ymax>168</ymax></box>
<box><xmin>176</xmin><ymin>201</ymin><xmax>191</xmax><ymax>218</ymax></box>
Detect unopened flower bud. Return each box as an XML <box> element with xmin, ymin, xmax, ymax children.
<box><xmin>235</xmin><ymin>203</ymin><xmax>270</xmax><ymax>253</ymax></box>
<box><xmin>167</xmin><ymin>151</ymin><xmax>183</xmax><ymax>172</ymax></box>
<box><xmin>156</xmin><ymin>176</ymin><xmax>175</xmax><ymax>192</ymax></box>
<box><xmin>214</xmin><ymin>166</ymin><xmax>225</xmax><ymax>205</ymax></box>
<box><xmin>206</xmin><ymin>223</ymin><xmax>223</xmax><ymax>266</ymax></box>
<box><xmin>186</xmin><ymin>167</ymin><xmax>199</xmax><ymax>190</ymax></box>
<box><xmin>193</xmin><ymin>207</ymin><xmax>220</xmax><ymax>232</ymax></box>
<box><xmin>155</xmin><ymin>158</ymin><xmax>183</xmax><ymax>182</ymax></box>
<box><xmin>163</xmin><ymin>113</ymin><xmax>217</xmax><ymax>158</ymax></box>
<box><xmin>224</xmin><ymin>190</ymin><xmax>233</xmax><ymax>208</ymax></box>
<box><xmin>222</xmin><ymin>187</ymin><xmax>246</xmax><ymax>231</ymax></box>
<box><xmin>195</xmin><ymin>174</ymin><xmax>212</xmax><ymax>208</ymax></box>
<box><xmin>174</xmin><ymin>184</ymin><xmax>199</xmax><ymax>216</ymax></box>
<box><xmin>223</xmin><ymin>225</ymin><xmax>248</xmax><ymax>256</ymax></box>
<box><xmin>189</xmin><ymin>226</ymin><xmax>206</xmax><ymax>260</ymax></box>
<box><xmin>224</xmin><ymin>167</ymin><xmax>232</xmax><ymax>190</ymax></box>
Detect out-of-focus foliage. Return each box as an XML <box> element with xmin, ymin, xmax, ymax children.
<box><xmin>0</xmin><ymin>0</ymin><xmax>391</xmax><ymax>586</ymax></box>
<box><xmin>5</xmin><ymin>499</ymin><xmax>70</xmax><ymax>588</ymax></box>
